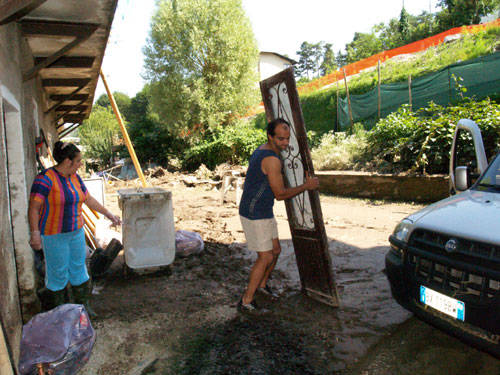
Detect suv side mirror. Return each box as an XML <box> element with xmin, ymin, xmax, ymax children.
<box><xmin>455</xmin><ymin>166</ymin><xmax>470</xmax><ymax>191</ymax></box>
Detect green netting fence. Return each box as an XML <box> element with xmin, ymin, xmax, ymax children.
<box><xmin>338</xmin><ymin>51</ymin><xmax>500</xmax><ymax>130</ymax></box>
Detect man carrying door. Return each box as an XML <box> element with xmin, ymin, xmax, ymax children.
<box><xmin>238</xmin><ymin>118</ymin><xmax>319</xmax><ymax>313</ymax></box>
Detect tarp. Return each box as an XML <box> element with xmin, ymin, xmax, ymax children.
<box><xmin>338</xmin><ymin>51</ymin><xmax>500</xmax><ymax>129</ymax></box>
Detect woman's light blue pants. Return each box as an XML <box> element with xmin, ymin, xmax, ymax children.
<box><xmin>41</xmin><ymin>228</ymin><xmax>89</xmax><ymax>291</ymax></box>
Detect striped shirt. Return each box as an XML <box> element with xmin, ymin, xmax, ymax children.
<box><xmin>30</xmin><ymin>167</ymin><xmax>89</xmax><ymax>235</ymax></box>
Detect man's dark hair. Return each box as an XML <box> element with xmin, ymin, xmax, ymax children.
<box><xmin>53</xmin><ymin>141</ymin><xmax>80</xmax><ymax>164</ymax></box>
<box><xmin>267</xmin><ymin>118</ymin><xmax>291</xmax><ymax>137</ymax></box>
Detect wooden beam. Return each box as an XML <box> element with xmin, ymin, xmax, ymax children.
<box><xmin>62</xmin><ymin>114</ymin><xmax>85</xmax><ymax>123</ymax></box>
<box><xmin>42</xmin><ymin>78</ymin><xmax>91</xmax><ymax>87</ymax></box>
<box><xmin>55</xmin><ymin>105</ymin><xmax>88</xmax><ymax>112</ymax></box>
<box><xmin>55</xmin><ymin>99</ymin><xmax>87</xmax><ymax>125</ymax></box>
<box><xmin>46</xmin><ymin>85</ymin><xmax>86</xmax><ymax>114</ymax></box>
<box><xmin>20</xmin><ymin>19</ymin><xmax>100</xmax><ymax>37</ymax></box>
<box><xmin>23</xmin><ymin>24</ymin><xmax>98</xmax><ymax>81</ymax></box>
<box><xmin>0</xmin><ymin>0</ymin><xmax>46</xmax><ymax>25</ymax></box>
<box><xmin>50</xmin><ymin>94</ymin><xmax>88</xmax><ymax>101</ymax></box>
<box><xmin>58</xmin><ymin>123</ymin><xmax>81</xmax><ymax>138</ymax></box>
<box><xmin>35</xmin><ymin>56</ymin><xmax>95</xmax><ymax>68</ymax></box>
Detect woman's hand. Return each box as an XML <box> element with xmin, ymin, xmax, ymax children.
<box><xmin>29</xmin><ymin>231</ymin><xmax>42</xmax><ymax>250</ymax></box>
<box><xmin>106</xmin><ymin>213</ymin><xmax>122</xmax><ymax>227</ymax></box>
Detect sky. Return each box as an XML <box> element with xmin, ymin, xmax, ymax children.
<box><xmin>95</xmin><ymin>0</ymin><xmax>439</xmax><ymax>99</ymax></box>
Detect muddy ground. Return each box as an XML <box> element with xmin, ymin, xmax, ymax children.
<box><xmin>81</xmin><ymin>171</ymin><xmax>500</xmax><ymax>374</ymax></box>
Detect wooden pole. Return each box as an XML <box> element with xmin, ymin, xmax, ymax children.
<box><xmin>99</xmin><ymin>70</ymin><xmax>147</xmax><ymax>188</ymax></box>
<box><xmin>408</xmin><ymin>74</ymin><xmax>412</xmax><ymax>112</ymax></box>
<box><xmin>335</xmin><ymin>72</ymin><xmax>340</xmax><ymax>132</ymax></box>
<box><xmin>377</xmin><ymin>59</ymin><xmax>381</xmax><ymax>120</ymax></box>
<box><xmin>342</xmin><ymin>68</ymin><xmax>354</xmax><ymax>133</ymax></box>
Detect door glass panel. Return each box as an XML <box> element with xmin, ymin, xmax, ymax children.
<box><xmin>269</xmin><ymin>81</ymin><xmax>315</xmax><ymax>230</ymax></box>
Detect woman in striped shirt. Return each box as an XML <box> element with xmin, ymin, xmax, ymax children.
<box><xmin>28</xmin><ymin>141</ymin><xmax>120</xmax><ymax>316</ymax></box>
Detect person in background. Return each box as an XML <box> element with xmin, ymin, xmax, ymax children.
<box><xmin>238</xmin><ymin>118</ymin><xmax>319</xmax><ymax>313</ymax></box>
<box><xmin>28</xmin><ymin>141</ymin><xmax>121</xmax><ymax>317</ymax></box>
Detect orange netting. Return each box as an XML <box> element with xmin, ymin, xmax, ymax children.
<box><xmin>248</xmin><ymin>18</ymin><xmax>500</xmax><ymax>117</ymax></box>
<box><xmin>298</xmin><ymin>18</ymin><xmax>500</xmax><ymax>95</ymax></box>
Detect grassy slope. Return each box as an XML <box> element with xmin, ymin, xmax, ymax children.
<box><xmin>252</xmin><ymin>26</ymin><xmax>500</xmax><ymax>135</ymax></box>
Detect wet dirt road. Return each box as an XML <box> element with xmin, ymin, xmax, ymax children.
<box><xmin>81</xmin><ymin>180</ymin><xmax>500</xmax><ymax>374</ymax></box>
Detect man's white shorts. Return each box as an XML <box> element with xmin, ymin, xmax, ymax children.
<box><xmin>240</xmin><ymin>216</ymin><xmax>278</xmax><ymax>252</ymax></box>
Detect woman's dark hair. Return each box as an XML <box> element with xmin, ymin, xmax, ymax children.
<box><xmin>267</xmin><ymin>118</ymin><xmax>291</xmax><ymax>137</ymax></box>
<box><xmin>53</xmin><ymin>141</ymin><xmax>80</xmax><ymax>164</ymax></box>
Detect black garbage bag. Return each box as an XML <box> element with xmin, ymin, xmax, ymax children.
<box><xmin>18</xmin><ymin>304</ymin><xmax>96</xmax><ymax>375</ymax></box>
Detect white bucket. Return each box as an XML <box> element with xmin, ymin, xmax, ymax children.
<box><xmin>118</xmin><ymin>188</ymin><xmax>175</xmax><ymax>269</ymax></box>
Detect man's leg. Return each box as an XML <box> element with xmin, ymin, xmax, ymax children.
<box><xmin>242</xmin><ymin>250</ymin><xmax>273</xmax><ymax>305</ymax></box>
<box><xmin>259</xmin><ymin>238</ymin><xmax>281</xmax><ymax>289</ymax></box>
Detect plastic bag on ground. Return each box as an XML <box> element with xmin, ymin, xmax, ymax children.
<box><xmin>18</xmin><ymin>304</ymin><xmax>96</xmax><ymax>375</ymax></box>
<box><xmin>175</xmin><ymin>230</ymin><xmax>204</xmax><ymax>257</ymax></box>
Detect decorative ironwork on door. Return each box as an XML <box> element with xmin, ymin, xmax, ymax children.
<box><xmin>260</xmin><ymin>68</ymin><xmax>339</xmax><ymax>307</ymax></box>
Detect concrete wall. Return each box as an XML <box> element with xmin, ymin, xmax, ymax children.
<box><xmin>259</xmin><ymin>53</ymin><xmax>292</xmax><ymax>80</ymax></box>
<box><xmin>317</xmin><ymin>171</ymin><xmax>450</xmax><ymax>203</ymax></box>
<box><xmin>0</xmin><ymin>20</ymin><xmax>57</xmax><ymax>370</ymax></box>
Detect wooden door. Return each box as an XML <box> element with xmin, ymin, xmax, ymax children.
<box><xmin>260</xmin><ymin>68</ymin><xmax>339</xmax><ymax>307</ymax></box>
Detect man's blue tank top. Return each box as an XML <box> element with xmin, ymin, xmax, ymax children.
<box><xmin>239</xmin><ymin>148</ymin><xmax>280</xmax><ymax>220</ymax></box>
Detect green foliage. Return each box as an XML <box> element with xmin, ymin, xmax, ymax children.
<box><xmin>366</xmin><ymin>99</ymin><xmax>500</xmax><ymax>174</ymax></box>
<box><xmin>79</xmin><ymin>106</ymin><xmax>120</xmax><ymax>169</ymax></box>
<box><xmin>95</xmin><ymin>92</ymin><xmax>132</xmax><ymax>119</ymax></box>
<box><xmin>311</xmin><ymin>127</ymin><xmax>368</xmax><ymax>170</ymax></box>
<box><xmin>144</xmin><ymin>0</ymin><xmax>259</xmax><ymax>139</ymax></box>
<box><xmin>436</xmin><ymin>0</ymin><xmax>500</xmax><ymax>31</ymax></box>
<box><xmin>320</xmin><ymin>43</ymin><xmax>337</xmax><ymax>76</ymax></box>
<box><xmin>264</xmin><ymin>29</ymin><xmax>499</xmax><ymax>138</ymax></box>
<box><xmin>296</xmin><ymin>41</ymin><xmax>338</xmax><ymax>79</ymax></box>
<box><xmin>126</xmin><ymin>86</ymin><xmax>186</xmax><ymax>166</ymax></box>
<box><xmin>399</xmin><ymin>7</ymin><xmax>410</xmax><ymax>42</ymax></box>
<box><xmin>183</xmin><ymin>119</ymin><xmax>266</xmax><ymax>170</ymax></box>
<box><xmin>345</xmin><ymin>32</ymin><xmax>383</xmax><ymax>64</ymax></box>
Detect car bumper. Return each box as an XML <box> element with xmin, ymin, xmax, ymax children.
<box><xmin>386</xmin><ymin>235</ymin><xmax>500</xmax><ymax>358</ymax></box>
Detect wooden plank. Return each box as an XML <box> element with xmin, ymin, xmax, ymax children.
<box><xmin>55</xmin><ymin>105</ymin><xmax>88</xmax><ymax>112</ymax></box>
<box><xmin>20</xmin><ymin>19</ymin><xmax>100</xmax><ymax>37</ymax></box>
<box><xmin>0</xmin><ymin>0</ymin><xmax>46</xmax><ymax>25</ymax></box>
<box><xmin>45</xmin><ymin>86</ymin><xmax>86</xmax><ymax>114</ymax></box>
<box><xmin>58</xmin><ymin>124</ymin><xmax>81</xmax><ymax>138</ymax></box>
<box><xmin>23</xmin><ymin>24</ymin><xmax>97</xmax><ymax>81</ymax></box>
<box><xmin>35</xmin><ymin>56</ymin><xmax>95</xmax><ymax>69</ymax></box>
<box><xmin>42</xmin><ymin>78</ymin><xmax>91</xmax><ymax>87</ymax></box>
<box><xmin>50</xmin><ymin>94</ymin><xmax>89</xmax><ymax>101</ymax></box>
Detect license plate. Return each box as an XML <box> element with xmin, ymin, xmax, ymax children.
<box><xmin>420</xmin><ymin>285</ymin><xmax>465</xmax><ymax>321</ymax></box>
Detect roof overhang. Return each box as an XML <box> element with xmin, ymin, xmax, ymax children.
<box><xmin>2</xmin><ymin>0</ymin><xmax>118</xmax><ymax>135</ymax></box>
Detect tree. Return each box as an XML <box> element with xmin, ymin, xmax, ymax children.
<box><xmin>436</xmin><ymin>0</ymin><xmax>500</xmax><ymax>31</ymax></box>
<box><xmin>399</xmin><ymin>7</ymin><xmax>411</xmax><ymax>43</ymax></box>
<box><xmin>126</xmin><ymin>86</ymin><xmax>185</xmax><ymax>165</ymax></box>
<box><xmin>336</xmin><ymin>49</ymin><xmax>347</xmax><ymax>68</ymax></box>
<box><xmin>345</xmin><ymin>32</ymin><xmax>383</xmax><ymax>64</ymax></box>
<box><xmin>79</xmin><ymin>106</ymin><xmax>120</xmax><ymax>169</ymax></box>
<box><xmin>295</xmin><ymin>41</ymin><xmax>316</xmax><ymax>79</ymax></box>
<box><xmin>144</xmin><ymin>0</ymin><xmax>259</xmax><ymax>138</ymax></box>
<box><xmin>320</xmin><ymin>43</ymin><xmax>337</xmax><ymax>75</ymax></box>
<box><xmin>95</xmin><ymin>92</ymin><xmax>132</xmax><ymax>120</ymax></box>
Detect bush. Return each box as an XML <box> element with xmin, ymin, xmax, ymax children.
<box><xmin>183</xmin><ymin>119</ymin><xmax>267</xmax><ymax>170</ymax></box>
<box><xmin>366</xmin><ymin>99</ymin><xmax>500</xmax><ymax>174</ymax></box>
<box><xmin>311</xmin><ymin>125</ymin><xmax>368</xmax><ymax>170</ymax></box>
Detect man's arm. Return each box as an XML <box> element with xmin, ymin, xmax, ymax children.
<box><xmin>262</xmin><ymin>156</ymin><xmax>319</xmax><ymax>201</ymax></box>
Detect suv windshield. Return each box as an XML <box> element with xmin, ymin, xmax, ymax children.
<box><xmin>475</xmin><ymin>153</ymin><xmax>500</xmax><ymax>191</ymax></box>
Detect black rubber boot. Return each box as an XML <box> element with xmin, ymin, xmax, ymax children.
<box><xmin>40</xmin><ymin>287</ymin><xmax>67</xmax><ymax>312</ymax></box>
<box><xmin>72</xmin><ymin>280</ymin><xmax>98</xmax><ymax>319</ymax></box>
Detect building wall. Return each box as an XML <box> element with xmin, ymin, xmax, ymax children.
<box><xmin>0</xmin><ymin>20</ymin><xmax>57</xmax><ymax>369</ymax></box>
<box><xmin>259</xmin><ymin>54</ymin><xmax>292</xmax><ymax>80</ymax></box>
